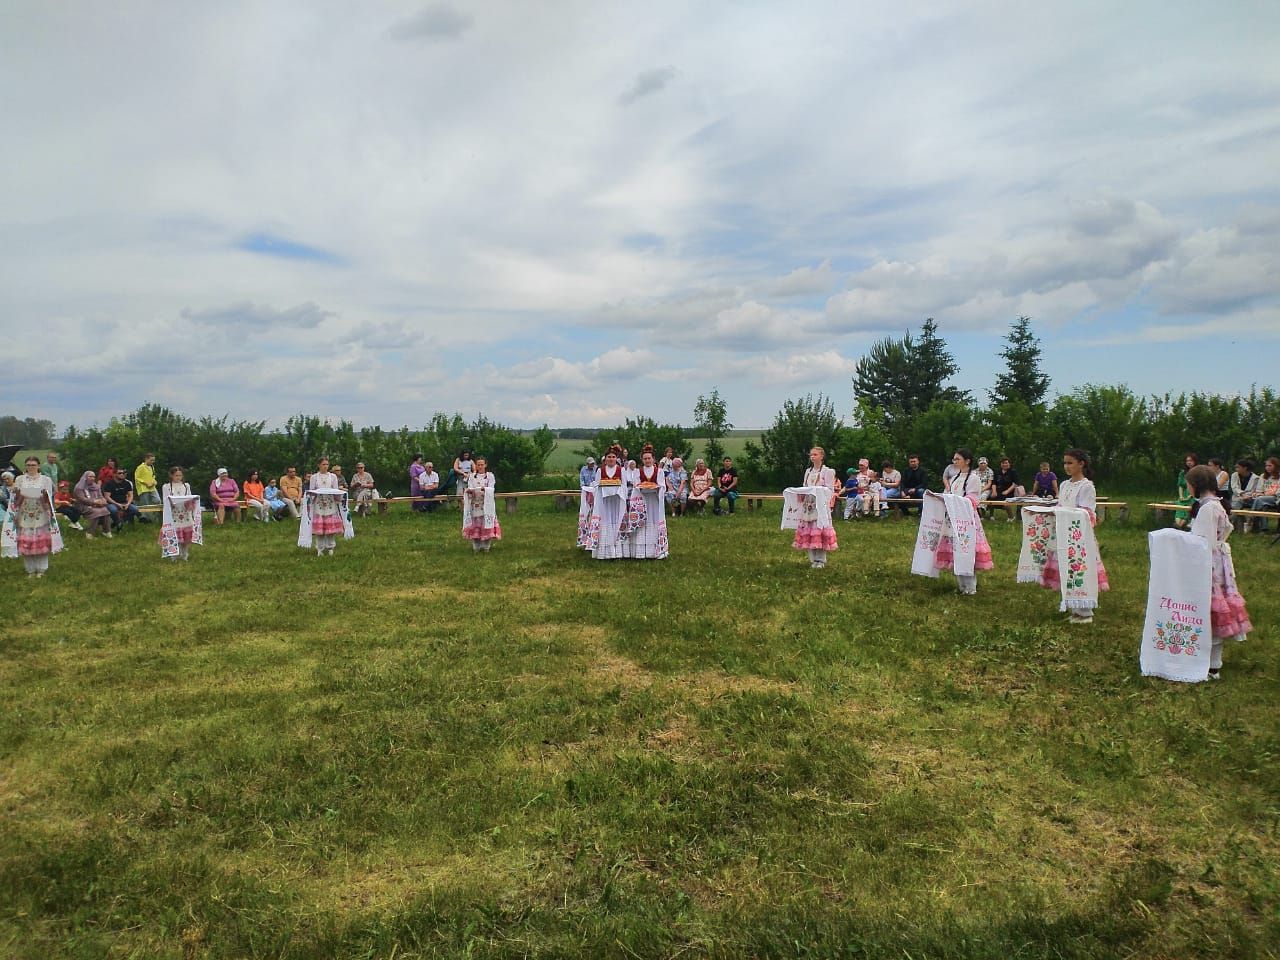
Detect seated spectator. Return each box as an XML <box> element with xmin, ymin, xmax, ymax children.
<box><xmin>1229</xmin><ymin>458</ymin><xmax>1261</xmax><ymax>515</ymax></box>
<box><xmin>209</xmin><ymin>467</ymin><xmax>242</xmax><ymax>525</ymax></box>
<box><xmin>1209</xmin><ymin>458</ymin><xmax>1231</xmax><ymax>512</ymax></box>
<box><xmin>991</xmin><ymin>458</ymin><xmax>1022</xmax><ymax>499</ymax></box>
<box><xmin>104</xmin><ymin>468</ymin><xmax>144</xmax><ymax>528</ymax></box>
<box><xmin>421</xmin><ymin>461</ymin><xmax>441</xmax><ymax>512</ymax></box>
<box><xmin>845</xmin><ymin>459</ymin><xmax>878</xmax><ymax>519</ymax></box>
<box><xmin>1032</xmin><ymin>461</ymin><xmax>1058</xmax><ymax>498</ymax></box>
<box><xmin>713</xmin><ymin>456</ymin><xmax>739</xmax><ymax>515</ymax></box>
<box><xmin>263</xmin><ymin>477</ymin><xmax>288</xmax><ymax>520</ymax></box>
<box><xmin>579</xmin><ymin>457</ymin><xmax>599</xmax><ymax>488</ymax></box>
<box><xmin>975</xmin><ymin>457</ymin><xmax>995</xmax><ymax>509</ymax></box>
<box><xmin>243</xmin><ymin>470</ymin><xmax>270</xmax><ymax>522</ymax></box>
<box><xmin>73</xmin><ymin>470</ymin><xmax>113</xmax><ymax>538</ymax></box>
<box><xmin>1241</xmin><ymin>456</ymin><xmax>1280</xmax><ymax>530</ymax></box>
<box><xmin>98</xmin><ymin>457</ymin><xmax>119</xmax><ymax>485</ymax></box>
<box><xmin>0</xmin><ymin>471</ymin><xmax>12</xmax><ymax>514</ymax></box>
<box><xmin>54</xmin><ymin>480</ymin><xmax>84</xmax><ymax>530</ymax></box>
<box><xmin>1174</xmin><ymin>453</ymin><xmax>1198</xmax><ymax>528</ymax></box>
<box><xmin>898</xmin><ymin>454</ymin><xmax>928</xmax><ymax>516</ymax></box>
<box><xmin>659</xmin><ymin>447</ymin><xmax>675</xmax><ymax>471</ymax></box>
<box><xmin>333</xmin><ymin>465</ymin><xmax>348</xmax><ymax>491</ymax></box>
<box><xmin>688</xmin><ymin>459</ymin><xmax>713</xmax><ymax>514</ymax></box>
<box><xmin>409</xmin><ymin>454</ymin><xmax>430</xmax><ymax>512</ymax></box>
<box><xmin>279</xmin><ymin>466</ymin><xmax>303</xmax><ymax>518</ymax></box>
<box><xmin>879</xmin><ymin>460</ymin><xmax>901</xmax><ymax>516</ymax></box>
<box><xmin>665</xmin><ymin>457</ymin><xmax>688</xmax><ymax>516</ymax></box>
<box><xmin>350</xmin><ymin>462</ymin><xmax>376</xmax><ymax>516</ymax></box>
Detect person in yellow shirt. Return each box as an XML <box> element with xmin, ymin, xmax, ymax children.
<box><xmin>278</xmin><ymin>466</ymin><xmax>303</xmax><ymax>519</ymax></box>
<box><xmin>134</xmin><ymin>453</ymin><xmax>159</xmax><ymax>508</ymax></box>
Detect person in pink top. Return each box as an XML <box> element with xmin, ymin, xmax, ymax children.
<box><xmin>208</xmin><ymin>467</ymin><xmax>242</xmax><ymax>525</ymax></box>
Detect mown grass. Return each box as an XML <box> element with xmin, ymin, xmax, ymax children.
<box><xmin>1</xmin><ymin>504</ymin><xmax>1277</xmax><ymax>959</ymax></box>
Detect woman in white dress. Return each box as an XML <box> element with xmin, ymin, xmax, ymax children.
<box><xmin>789</xmin><ymin>446</ymin><xmax>840</xmax><ymax>568</ymax></box>
<box><xmin>2</xmin><ymin>456</ymin><xmax>63</xmax><ymax>577</ymax></box>
<box><xmin>921</xmin><ymin>448</ymin><xmax>994</xmax><ymax>595</ymax></box>
<box><xmin>462</xmin><ymin>456</ymin><xmax>502</xmax><ymax>551</ymax></box>
<box><xmin>589</xmin><ymin>445</ymin><xmax>628</xmax><ymax>560</ymax></box>
<box><xmin>159</xmin><ymin>466</ymin><xmax>203</xmax><ymax>561</ymax></box>
<box><xmin>301</xmin><ymin>457</ymin><xmax>350</xmax><ymax>556</ymax></box>
<box><xmin>624</xmin><ymin>444</ymin><xmax>668</xmax><ymax>560</ymax></box>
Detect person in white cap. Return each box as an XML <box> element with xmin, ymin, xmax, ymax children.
<box><xmin>208</xmin><ymin>467</ymin><xmax>242</xmax><ymax>524</ymax></box>
<box><xmin>975</xmin><ymin>456</ymin><xmax>995</xmax><ymax>515</ymax></box>
<box><xmin>579</xmin><ymin>457</ymin><xmax>599</xmax><ymax>487</ymax></box>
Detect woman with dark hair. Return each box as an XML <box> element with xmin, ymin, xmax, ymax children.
<box><xmin>589</xmin><ymin>445</ymin><xmax>629</xmax><ymax>560</ymax></box>
<box><xmin>1186</xmin><ymin>465</ymin><xmax>1252</xmax><ymax>679</ymax></box>
<box><xmin>911</xmin><ymin>448</ymin><xmax>993</xmax><ymax>595</ymax></box>
<box><xmin>160</xmin><ymin>466</ymin><xmax>202</xmax><ymax>561</ymax></box>
<box><xmin>299</xmin><ymin>457</ymin><xmax>352</xmax><ymax>556</ymax></box>
<box><xmin>1019</xmin><ymin>448</ymin><xmax>1110</xmax><ymax>624</ymax></box>
<box><xmin>243</xmin><ymin>470</ymin><xmax>269</xmax><ymax>522</ymax></box>
<box><xmin>409</xmin><ymin>454</ymin><xmax>429</xmax><ymax>512</ymax></box>
<box><xmin>625</xmin><ymin>444</ymin><xmax>668</xmax><ymax>560</ymax></box>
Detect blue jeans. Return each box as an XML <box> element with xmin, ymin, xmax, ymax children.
<box><xmin>111</xmin><ymin>502</ymin><xmax>141</xmax><ymax>526</ymax></box>
<box><xmin>713</xmin><ymin>489</ymin><xmax>738</xmax><ymax>512</ymax></box>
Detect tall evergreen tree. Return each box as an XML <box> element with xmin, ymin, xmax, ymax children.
<box><xmin>991</xmin><ymin>316</ymin><xmax>1050</xmax><ymax>407</ymax></box>
<box><xmin>851</xmin><ymin>332</ymin><xmax>915</xmax><ymax>420</ymax></box>
<box><xmin>912</xmin><ymin>317</ymin><xmax>971</xmax><ymax>409</ymax></box>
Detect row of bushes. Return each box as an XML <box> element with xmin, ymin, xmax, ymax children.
<box><xmin>56</xmin><ymin>406</ymin><xmax>556</xmax><ymax>498</ymax></box>
<box><xmin>40</xmin><ymin>384</ymin><xmax>1280</xmax><ymax>498</ymax></box>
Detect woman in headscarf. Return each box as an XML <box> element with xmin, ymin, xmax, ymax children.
<box><xmin>73</xmin><ymin>469</ymin><xmax>113</xmax><ymax>538</ymax></box>
<box><xmin>2</xmin><ymin>456</ymin><xmax>64</xmax><ymax>576</ymax></box>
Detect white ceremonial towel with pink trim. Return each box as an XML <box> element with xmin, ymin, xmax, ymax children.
<box><xmin>1141</xmin><ymin>528</ymin><xmax>1212</xmax><ymax>683</ymax></box>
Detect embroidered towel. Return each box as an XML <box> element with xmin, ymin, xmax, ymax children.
<box><xmin>911</xmin><ymin>492</ymin><xmax>948</xmax><ymax>577</ymax></box>
<box><xmin>782</xmin><ymin>486</ymin><xmax>833</xmax><ymax>530</ymax></box>
<box><xmin>1018</xmin><ymin>506</ymin><xmax>1099</xmax><ymax>611</ymax></box>
<box><xmin>159</xmin><ymin>493</ymin><xmax>202</xmax><ymax>559</ymax></box>
<box><xmin>1141</xmin><ymin>528</ymin><xmax>1212</xmax><ymax>683</ymax></box>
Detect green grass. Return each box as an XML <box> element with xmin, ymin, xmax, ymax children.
<box><xmin>545</xmin><ymin>436</ymin><xmax>762</xmax><ymax>474</ymax></box>
<box><xmin>1</xmin><ymin>505</ymin><xmax>1277</xmax><ymax>958</ymax></box>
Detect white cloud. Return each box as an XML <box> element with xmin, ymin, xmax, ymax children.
<box><xmin>2</xmin><ymin>2</ymin><xmax>1277</xmax><ymax>428</ymax></box>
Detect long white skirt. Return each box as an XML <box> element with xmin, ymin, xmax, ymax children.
<box><xmin>624</xmin><ymin>488</ymin><xmax>668</xmax><ymax>560</ymax></box>
<box><xmin>591</xmin><ymin>492</ymin><xmax>627</xmax><ymax>560</ymax></box>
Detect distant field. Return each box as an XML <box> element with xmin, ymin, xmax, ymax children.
<box><xmin>544</xmin><ymin>435</ymin><xmax>762</xmax><ymax>474</ymax></box>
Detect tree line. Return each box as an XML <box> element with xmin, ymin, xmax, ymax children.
<box><xmin>11</xmin><ymin>319</ymin><xmax>1277</xmax><ymax>494</ymax></box>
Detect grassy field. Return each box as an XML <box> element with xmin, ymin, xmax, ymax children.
<box><xmin>544</xmin><ymin>436</ymin><xmax>762</xmax><ymax>474</ymax></box>
<box><xmin>1</xmin><ymin>504</ymin><xmax>1277</xmax><ymax>958</ymax></box>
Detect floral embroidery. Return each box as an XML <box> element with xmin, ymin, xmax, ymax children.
<box><xmin>1064</xmin><ymin>518</ymin><xmax>1087</xmax><ymax>590</ymax></box>
<box><xmin>1153</xmin><ymin>619</ymin><xmax>1202</xmax><ymax>657</ymax></box>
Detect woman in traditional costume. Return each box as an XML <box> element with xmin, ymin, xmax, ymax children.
<box><xmin>911</xmin><ymin>448</ymin><xmax>993</xmax><ymax>594</ymax></box>
<box><xmin>2</xmin><ymin>456</ymin><xmax>63</xmax><ymax>577</ymax></box>
<box><xmin>462</xmin><ymin>456</ymin><xmax>501</xmax><ymax>551</ymax></box>
<box><xmin>1017</xmin><ymin>448</ymin><xmax>1110</xmax><ymax>623</ymax></box>
<box><xmin>1186</xmin><ymin>465</ymin><xmax>1251</xmax><ymax>679</ymax></box>
<box><xmin>73</xmin><ymin>470</ymin><xmax>113</xmax><ymax>538</ymax></box>
<box><xmin>299</xmin><ymin>456</ymin><xmax>353</xmax><ymax>556</ymax></box>
<box><xmin>589</xmin><ymin>445</ymin><xmax>628</xmax><ymax>560</ymax></box>
<box><xmin>624</xmin><ymin>444</ymin><xmax>668</xmax><ymax>560</ymax></box>
<box><xmin>783</xmin><ymin>446</ymin><xmax>840</xmax><ymax>568</ymax></box>
<box><xmin>160</xmin><ymin>466</ymin><xmax>203</xmax><ymax>561</ymax></box>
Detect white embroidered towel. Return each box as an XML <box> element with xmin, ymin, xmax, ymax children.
<box><xmin>1141</xmin><ymin>528</ymin><xmax>1213</xmax><ymax>683</ymax></box>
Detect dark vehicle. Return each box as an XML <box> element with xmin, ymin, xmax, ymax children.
<box><xmin>0</xmin><ymin>444</ymin><xmax>24</xmax><ymax>477</ymax></box>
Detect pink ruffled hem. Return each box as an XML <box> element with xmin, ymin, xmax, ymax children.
<box><xmin>1210</xmin><ymin>591</ymin><xmax>1251</xmax><ymax>638</ymax></box>
<box><xmin>310</xmin><ymin>516</ymin><xmax>344</xmax><ymax>535</ymax></box>
<box><xmin>176</xmin><ymin>528</ymin><xmax>196</xmax><ymax>544</ymax></box>
<box><xmin>934</xmin><ymin>539</ymin><xmax>994</xmax><ymax>571</ymax></box>
<box><xmin>792</xmin><ymin>527</ymin><xmax>838</xmax><ymax>550</ymax></box>
<box><xmin>1040</xmin><ymin>554</ymin><xmax>1110</xmax><ymax>592</ymax></box>
<box><xmin>463</xmin><ymin>521</ymin><xmax>502</xmax><ymax>541</ymax></box>
<box><xmin>17</xmin><ymin>532</ymin><xmax>52</xmax><ymax>555</ymax></box>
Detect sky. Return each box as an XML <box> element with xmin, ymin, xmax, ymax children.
<box><xmin>2</xmin><ymin>1</ymin><xmax>1278</xmax><ymax>432</ymax></box>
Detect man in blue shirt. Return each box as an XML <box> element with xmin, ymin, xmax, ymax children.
<box><xmin>579</xmin><ymin>457</ymin><xmax>599</xmax><ymax>487</ymax></box>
